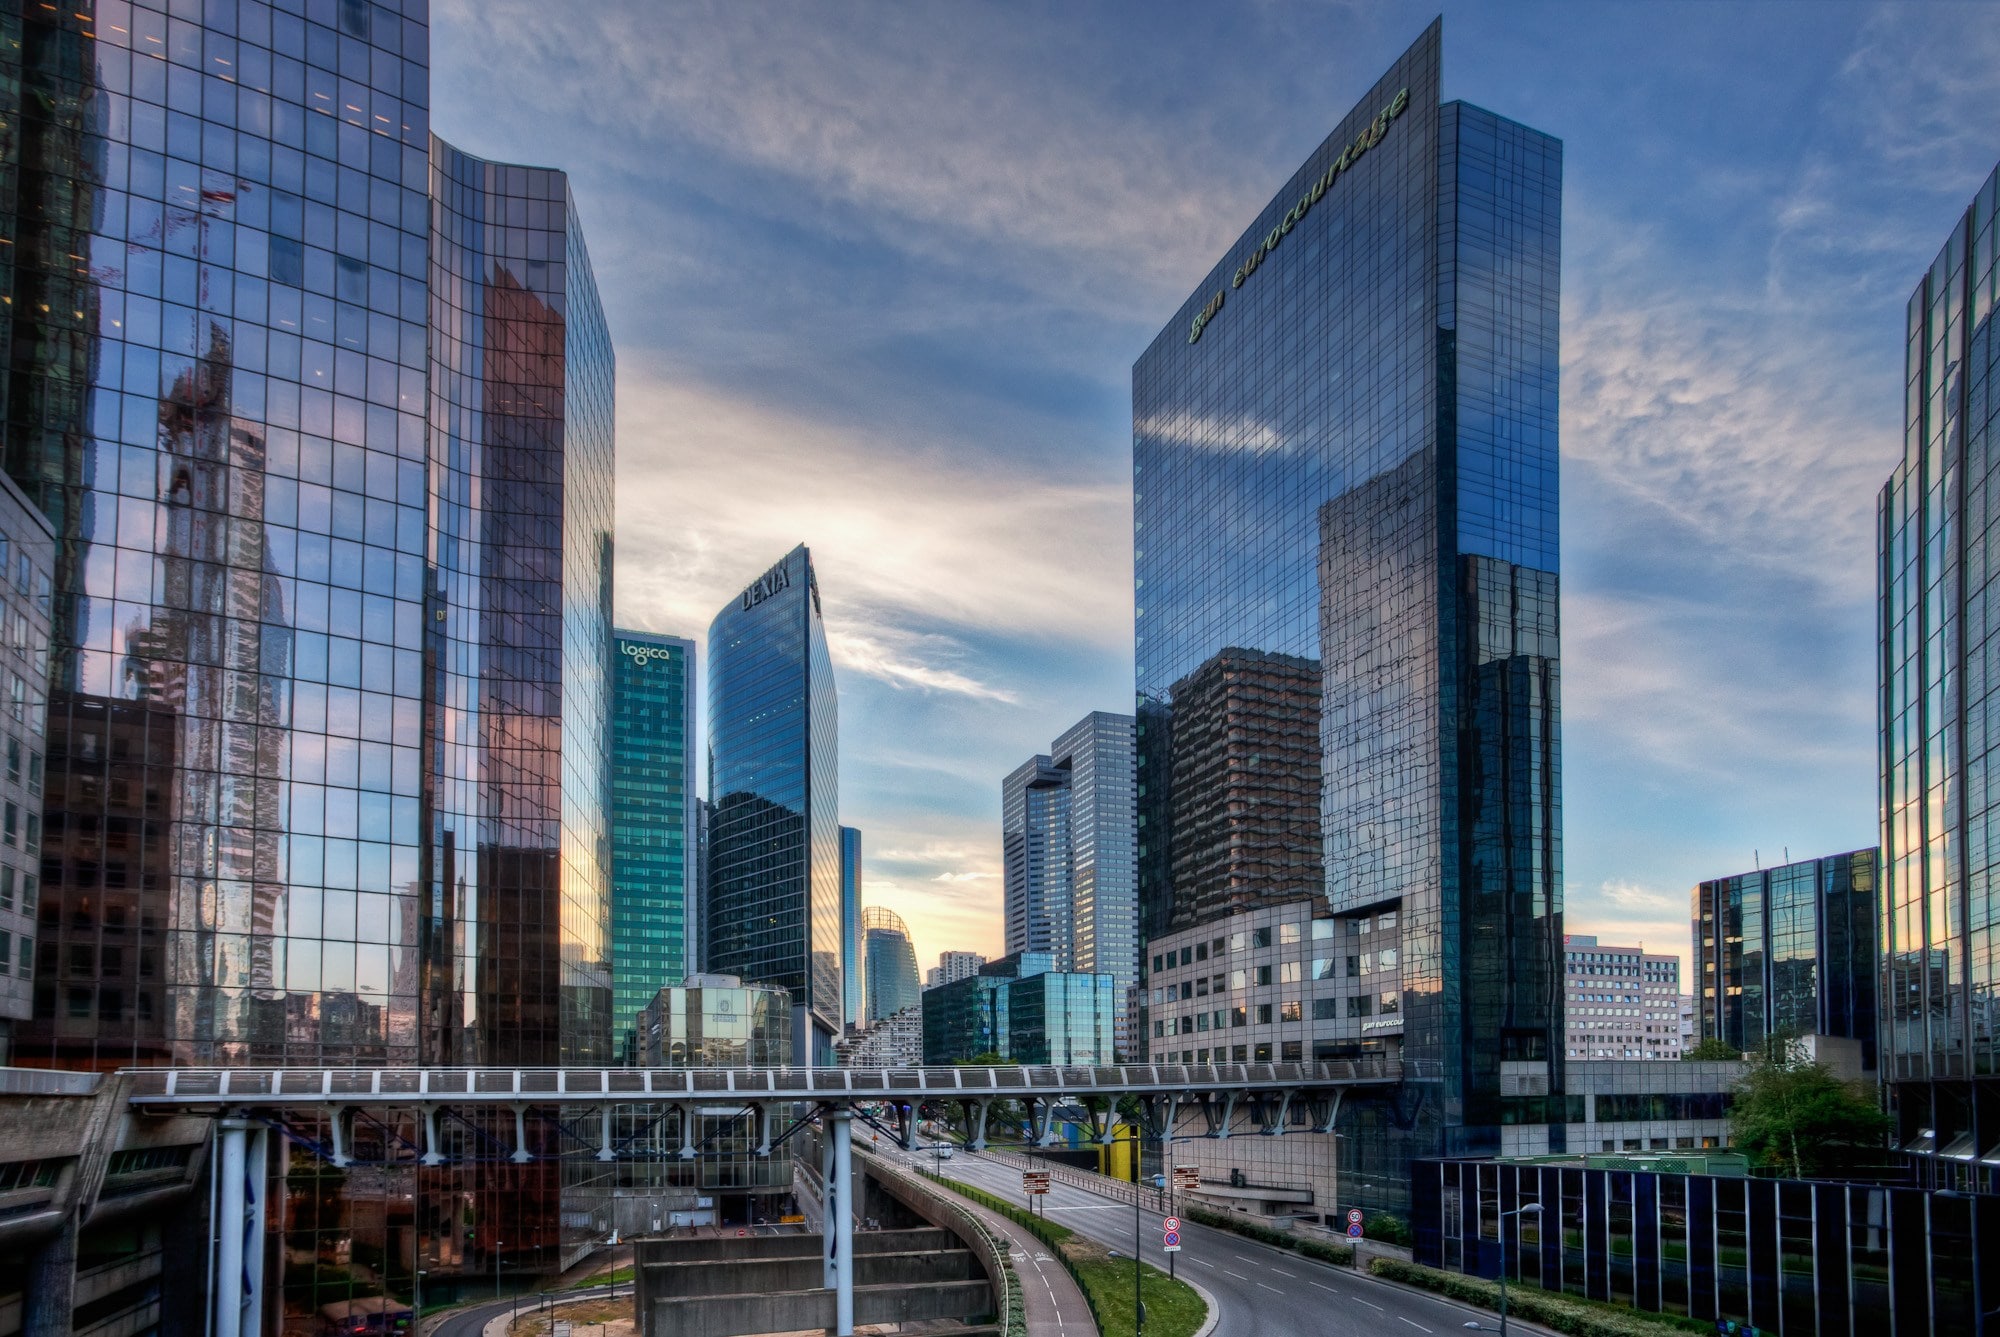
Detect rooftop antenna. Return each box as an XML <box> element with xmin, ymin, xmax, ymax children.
<box><xmin>1754</xmin><ymin>848</ymin><xmax>1760</xmax><ymax>870</ymax></box>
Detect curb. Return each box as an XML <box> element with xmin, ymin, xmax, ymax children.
<box><xmin>1186</xmin><ymin>1275</ymin><xmax>1220</xmax><ymax>1337</ymax></box>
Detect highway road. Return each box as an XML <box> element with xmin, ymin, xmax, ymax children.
<box><xmin>884</xmin><ymin>1145</ymin><xmax>1525</xmax><ymax>1337</ymax></box>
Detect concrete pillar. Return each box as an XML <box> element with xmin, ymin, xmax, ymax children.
<box><xmin>214</xmin><ymin>1118</ymin><xmax>269</xmax><ymax>1337</ymax></box>
<box><xmin>969</xmin><ymin>1100</ymin><xmax>991</xmax><ymax>1152</ymax></box>
<box><xmin>511</xmin><ymin>1104</ymin><xmax>533</xmax><ymax>1163</ymax></box>
<box><xmin>755</xmin><ymin>1104</ymin><xmax>772</xmax><ymax>1157</ymax></box>
<box><xmin>831</xmin><ymin>1107</ymin><xmax>855</xmax><ymax>1337</ymax></box>
<box><xmin>327</xmin><ymin>1106</ymin><xmax>352</xmax><ymax>1167</ymax></box>
<box><xmin>244</xmin><ymin>1125</ymin><xmax>268</xmax><ymax>1337</ymax></box>
<box><xmin>21</xmin><ymin>1210</ymin><xmax>78</xmax><ymax>1337</ymax></box>
<box><xmin>598</xmin><ymin>1107</ymin><xmax>616</xmax><ymax>1161</ymax></box>
<box><xmin>420</xmin><ymin>1106</ymin><xmax>444</xmax><ymax>1165</ymax></box>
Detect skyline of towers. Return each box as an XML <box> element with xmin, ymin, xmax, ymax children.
<box><xmin>1001</xmin><ymin>710</ymin><xmax>1138</xmax><ymax>1056</ymax></box>
<box><xmin>1133</xmin><ymin>20</ymin><xmax>1564</xmax><ymax>1211</ymax></box>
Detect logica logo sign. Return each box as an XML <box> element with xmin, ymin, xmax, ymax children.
<box><xmin>621</xmin><ymin>641</ymin><xmax>676</xmax><ymax>667</ymax></box>
<box><xmin>1187</xmin><ymin>86</ymin><xmax>1410</xmax><ymax>346</ymax></box>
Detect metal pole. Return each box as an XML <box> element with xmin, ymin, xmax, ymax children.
<box><xmin>215</xmin><ymin>1121</ymin><xmax>248</xmax><ymax>1337</ymax></box>
<box><xmin>1165</xmin><ymin>1131</ymin><xmax>1174</xmax><ymax>1281</ymax></box>
<box><xmin>1134</xmin><ymin>1155</ymin><xmax>1145</xmax><ymax>1337</ymax></box>
<box><xmin>832</xmin><ymin>1107</ymin><xmax>855</xmax><ymax>1337</ymax></box>
<box><xmin>1499</xmin><ymin>1211</ymin><xmax>1509</xmax><ymax>1337</ymax></box>
<box><xmin>494</xmin><ymin>1241</ymin><xmax>502</xmax><ymax>1301</ymax></box>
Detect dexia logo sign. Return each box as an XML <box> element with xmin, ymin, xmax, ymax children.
<box><xmin>620</xmin><ymin>641</ymin><xmax>676</xmax><ymax>667</ymax></box>
<box><xmin>1188</xmin><ymin>86</ymin><xmax>1410</xmax><ymax>346</ymax></box>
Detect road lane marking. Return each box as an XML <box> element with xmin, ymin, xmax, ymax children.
<box><xmin>1222</xmin><ymin>1269</ymin><xmax>1248</xmax><ymax>1280</ymax></box>
<box><xmin>1310</xmin><ymin>1282</ymin><xmax>1339</xmax><ymax>1292</ymax></box>
<box><xmin>1355</xmin><ymin>1298</ymin><xmax>1384</xmax><ymax>1311</ymax></box>
<box><xmin>1398</xmin><ymin>1321</ymin><xmax>1431</xmax><ymax>1333</ymax></box>
<box><xmin>1257</xmin><ymin>1283</ymin><xmax>1282</xmax><ymax>1293</ymax></box>
<box><xmin>1191</xmin><ymin>1258</ymin><xmax>1215</xmax><ymax>1268</ymax></box>
<box><xmin>1270</xmin><ymin>1269</ymin><xmax>1297</xmax><ymax>1278</ymax></box>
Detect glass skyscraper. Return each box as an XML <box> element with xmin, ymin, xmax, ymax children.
<box><xmin>1134</xmin><ymin>20</ymin><xmax>1562</xmax><ymax>1211</ymax></box>
<box><xmin>705</xmin><ymin>543</ymin><xmax>841</xmax><ymax>1064</ymax></box>
<box><xmin>862</xmin><ymin>903</ymin><xmax>919</xmax><ymax>1023</ymax></box>
<box><xmin>0</xmin><ymin>0</ymin><xmax>618</xmax><ymax>1294</ymax></box>
<box><xmin>841</xmin><ymin>822</ymin><xmax>862</xmax><ymax>1026</ymax></box>
<box><xmin>1002</xmin><ymin>711</ymin><xmax>1137</xmax><ymax>1056</ymax></box>
<box><xmin>1880</xmin><ymin>161</ymin><xmax>2000</xmax><ymax>1190</ymax></box>
<box><xmin>609</xmin><ymin>629</ymin><xmax>697</xmax><ymax>1063</ymax></box>
<box><xmin>1691</xmin><ymin>848</ymin><xmax>1879</xmax><ymax>1070</ymax></box>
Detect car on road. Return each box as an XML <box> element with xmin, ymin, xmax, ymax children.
<box><xmin>929</xmin><ymin>1144</ymin><xmax>955</xmax><ymax>1159</ymax></box>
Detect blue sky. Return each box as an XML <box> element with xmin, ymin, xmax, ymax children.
<box><xmin>430</xmin><ymin>1</ymin><xmax>1999</xmax><ymax>973</ymax></box>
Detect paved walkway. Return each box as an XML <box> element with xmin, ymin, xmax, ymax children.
<box><xmin>955</xmin><ymin>1195</ymin><xmax>1098</xmax><ymax>1337</ymax></box>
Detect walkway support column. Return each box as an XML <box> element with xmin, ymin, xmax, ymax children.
<box><xmin>213</xmin><ymin>1117</ymin><xmax>269</xmax><ymax>1337</ymax></box>
<box><xmin>831</xmin><ymin>1106</ymin><xmax>855</xmax><ymax>1337</ymax></box>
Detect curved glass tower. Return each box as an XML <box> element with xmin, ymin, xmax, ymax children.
<box><xmin>705</xmin><ymin>544</ymin><xmax>841</xmax><ymax>1063</ymax></box>
<box><xmin>862</xmin><ymin>904</ymin><xmax>919</xmax><ymax>1023</ymax></box>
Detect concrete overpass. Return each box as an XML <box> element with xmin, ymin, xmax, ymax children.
<box><xmin>118</xmin><ymin>1059</ymin><xmax>1403</xmax><ymax>1337</ymax></box>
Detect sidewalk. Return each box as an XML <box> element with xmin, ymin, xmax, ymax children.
<box><xmin>954</xmin><ymin>1194</ymin><xmax>1098</xmax><ymax>1336</ymax></box>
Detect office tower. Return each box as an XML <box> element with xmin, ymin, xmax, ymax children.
<box><xmin>921</xmin><ymin>952</ymin><xmax>1118</xmax><ymax>1065</ymax></box>
<box><xmin>862</xmin><ymin>905</ymin><xmax>919</xmax><ymax>1023</ymax></box>
<box><xmin>0</xmin><ymin>0</ymin><xmax>618</xmax><ymax>1290</ymax></box>
<box><xmin>1880</xmin><ymin>160</ymin><xmax>2000</xmax><ymax>1189</ymax></box>
<box><xmin>1561</xmin><ymin>936</ymin><xmax>1683</xmax><ymax>1061</ymax></box>
<box><xmin>1133</xmin><ymin>20</ymin><xmax>1562</xmax><ymax>1212</ymax></box>
<box><xmin>609</xmin><ymin>630</ymin><xmax>698</xmax><ymax>1063</ymax></box>
<box><xmin>1691</xmin><ymin>849</ymin><xmax>1879</xmax><ymax>1071</ymax></box>
<box><xmin>927</xmin><ymin>950</ymin><xmax>986</xmax><ymax>990</ymax></box>
<box><xmin>1001</xmin><ymin>711</ymin><xmax>1137</xmax><ymax>1055</ymax></box>
<box><xmin>842</xmin><ymin>824</ymin><xmax>863</xmax><ymax>1026</ymax></box>
<box><xmin>0</xmin><ymin>475</ymin><xmax>52</xmax><ymax>1064</ymax></box>
<box><xmin>705</xmin><ymin>544</ymin><xmax>841</xmax><ymax>1064</ymax></box>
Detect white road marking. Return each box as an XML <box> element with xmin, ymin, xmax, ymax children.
<box><xmin>1270</xmin><ymin>1268</ymin><xmax>1297</xmax><ymax>1278</ymax></box>
<box><xmin>1355</xmin><ymin>1298</ymin><xmax>1384</xmax><ymax>1311</ymax></box>
<box><xmin>1398</xmin><ymin>1320</ymin><xmax>1431</xmax><ymax>1333</ymax></box>
<box><xmin>1223</xmin><ymin>1269</ymin><xmax>1249</xmax><ymax>1280</ymax></box>
<box><xmin>1310</xmin><ymin>1282</ymin><xmax>1339</xmax><ymax>1292</ymax></box>
<box><xmin>1257</xmin><ymin>1282</ymin><xmax>1282</xmax><ymax>1293</ymax></box>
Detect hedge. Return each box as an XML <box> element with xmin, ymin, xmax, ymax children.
<box><xmin>1181</xmin><ymin>1203</ymin><xmax>1356</xmax><ymax>1267</ymax></box>
<box><xmin>1366</xmin><ymin>1258</ymin><xmax>1714</xmax><ymax>1337</ymax></box>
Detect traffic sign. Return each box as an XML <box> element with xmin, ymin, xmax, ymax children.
<box><xmin>1163</xmin><ymin>1230</ymin><xmax>1181</xmax><ymax>1252</ymax></box>
<box><xmin>1164</xmin><ymin>1216</ymin><xmax>1180</xmax><ymax>1231</ymax></box>
<box><xmin>1347</xmin><ymin>1208</ymin><xmax>1364</xmax><ymax>1225</ymax></box>
<box><xmin>1022</xmin><ymin>1171</ymin><xmax>1052</xmax><ymax>1196</ymax></box>
<box><xmin>1174</xmin><ymin>1165</ymin><xmax>1201</xmax><ymax>1191</ymax></box>
<box><xmin>1347</xmin><ymin>1224</ymin><xmax>1364</xmax><ymax>1238</ymax></box>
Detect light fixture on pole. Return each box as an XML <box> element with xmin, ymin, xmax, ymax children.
<box><xmin>1497</xmin><ymin>1203</ymin><xmax>1540</xmax><ymax>1337</ymax></box>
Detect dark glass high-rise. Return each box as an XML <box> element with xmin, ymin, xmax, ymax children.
<box><xmin>1133</xmin><ymin>19</ymin><xmax>1563</xmax><ymax>1211</ymax></box>
<box><xmin>705</xmin><ymin>543</ymin><xmax>842</xmax><ymax>1063</ymax></box>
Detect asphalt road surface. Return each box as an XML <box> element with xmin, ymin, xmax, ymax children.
<box><xmin>887</xmin><ymin>1146</ymin><xmax>1531</xmax><ymax>1337</ymax></box>
<box><xmin>428</xmin><ymin>1283</ymin><xmax>632</xmax><ymax>1337</ymax></box>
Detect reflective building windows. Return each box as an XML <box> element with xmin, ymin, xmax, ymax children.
<box><xmin>705</xmin><ymin>544</ymin><xmax>841</xmax><ymax>1063</ymax></box>
<box><xmin>1132</xmin><ymin>20</ymin><xmax>1562</xmax><ymax>1209</ymax></box>
<box><xmin>609</xmin><ymin>630</ymin><xmax>698</xmax><ymax>1062</ymax></box>
<box><xmin>1879</xmin><ymin>162</ymin><xmax>2000</xmax><ymax>1187</ymax></box>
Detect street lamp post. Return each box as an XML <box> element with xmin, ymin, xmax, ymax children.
<box><xmin>494</xmin><ymin>1241</ymin><xmax>503</xmax><ymax>1301</ymax></box>
<box><xmin>1497</xmin><ymin>1203</ymin><xmax>1541</xmax><ymax>1337</ymax></box>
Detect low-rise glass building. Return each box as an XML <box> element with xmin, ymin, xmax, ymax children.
<box><xmin>921</xmin><ymin>952</ymin><xmax>1116</xmax><ymax>1065</ymax></box>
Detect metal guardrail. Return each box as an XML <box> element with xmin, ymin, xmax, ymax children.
<box><xmin>120</xmin><ymin>1059</ymin><xmax>1404</xmax><ymax>1106</ymax></box>
<box><xmin>0</xmin><ymin>1067</ymin><xmax>103</xmax><ymax>1095</ymax></box>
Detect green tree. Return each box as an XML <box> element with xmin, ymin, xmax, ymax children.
<box><xmin>1728</xmin><ymin>1055</ymin><xmax>1890</xmax><ymax>1179</ymax></box>
<box><xmin>1682</xmin><ymin>1037</ymin><xmax>1741</xmax><ymax>1061</ymax></box>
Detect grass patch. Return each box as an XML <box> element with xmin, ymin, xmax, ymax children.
<box><xmin>1181</xmin><ymin>1203</ymin><xmax>1355</xmax><ymax>1267</ymax></box>
<box><xmin>925</xmin><ymin>1171</ymin><xmax>1205</xmax><ymax>1337</ymax></box>
<box><xmin>1368</xmin><ymin>1258</ymin><xmax>1715</xmax><ymax>1337</ymax></box>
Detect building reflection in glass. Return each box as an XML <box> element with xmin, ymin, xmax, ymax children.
<box><xmin>1132</xmin><ymin>20</ymin><xmax>1563</xmax><ymax>1212</ymax></box>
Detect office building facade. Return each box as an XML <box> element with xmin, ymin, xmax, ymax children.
<box><xmin>0</xmin><ymin>475</ymin><xmax>52</xmax><ymax>1064</ymax></box>
<box><xmin>1881</xmin><ymin>162</ymin><xmax>2000</xmax><ymax>1190</ymax></box>
<box><xmin>921</xmin><ymin>951</ymin><xmax>1116</xmax><ymax>1066</ymax></box>
<box><xmin>705</xmin><ymin>544</ymin><xmax>841</xmax><ymax>1063</ymax></box>
<box><xmin>1133</xmin><ymin>20</ymin><xmax>1562</xmax><ymax>1212</ymax></box>
<box><xmin>1001</xmin><ymin>711</ymin><xmax>1137</xmax><ymax>1055</ymax></box>
<box><xmin>841</xmin><ymin>824</ymin><xmax>863</xmax><ymax>1026</ymax></box>
<box><xmin>927</xmin><ymin>950</ymin><xmax>986</xmax><ymax>990</ymax></box>
<box><xmin>1563</xmin><ymin>936</ymin><xmax>1683</xmax><ymax>1061</ymax></box>
<box><xmin>862</xmin><ymin>904</ymin><xmax>919</xmax><ymax>1024</ymax></box>
<box><xmin>609</xmin><ymin>630</ymin><xmax>698</xmax><ymax>1063</ymax></box>
<box><xmin>0</xmin><ymin>0</ymin><xmax>620</xmax><ymax>1296</ymax></box>
<box><xmin>1690</xmin><ymin>849</ymin><xmax>1879</xmax><ymax>1071</ymax></box>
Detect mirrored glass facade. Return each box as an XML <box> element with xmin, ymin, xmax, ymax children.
<box><xmin>1880</xmin><ymin>162</ymin><xmax>2000</xmax><ymax>1186</ymax></box>
<box><xmin>0</xmin><ymin>0</ymin><xmax>619</xmax><ymax>1300</ymax></box>
<box><xmin>609</xmin><ymin>629</ymin><xmax>697</xmax><ymax>1062</ymax></box>
<box><xmin>841</xmin><ymin>822</ymin><xmax>861</xmax><ymax>1026</ymax></box>
<box><xmin>1133</xmin><ymin>20</ymin><xmax>1562</xmax><ymax>1209</ymax></box>
<box><xmin>1690</xmin><ymin>849</ymin><xmax>1878</xmax><ymax>1069</ymax></box>
<box><xmin>705</xmin><ymin>543</ymin><xmax>841</xmax><ymax>1063</ymax></box>
<box><xmin>861</xmin><ymin>903</ymin><xmax>917</xmax><ymax>1023</ymax></box>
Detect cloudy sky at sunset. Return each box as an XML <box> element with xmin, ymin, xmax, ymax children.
<box><xmin>430</xmin><ymin>1</ymin><xmax>1998</xmax><ymax>973</ymax></box>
